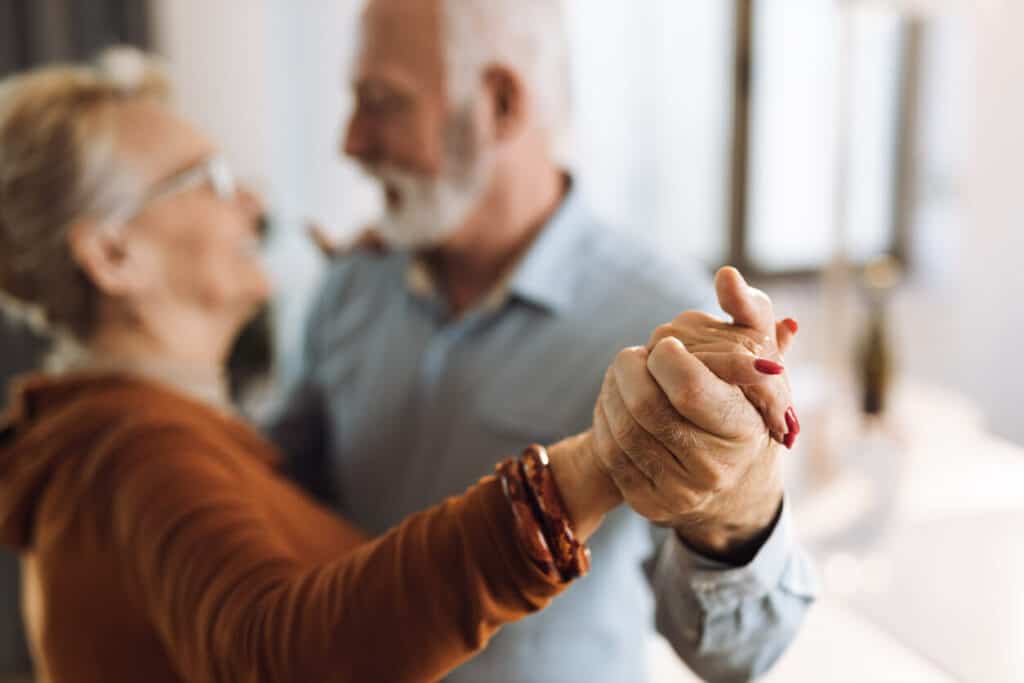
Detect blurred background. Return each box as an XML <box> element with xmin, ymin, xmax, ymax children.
<box><xmin>1</xmin><ymin>0</ymin><xmax>1021</xmax><ymax>681</ymax></box>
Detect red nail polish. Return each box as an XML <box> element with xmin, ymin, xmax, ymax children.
<box><xmin>782</xmin><ymin>318</ymin><xmax>799</xmax><ymax>335</ymax></box>
<box><xmin>786</xmin><ymin>407</ymin><xmax>801</xmax><ymax>435</ymax></box>
<box><xmin>783</xmin><ymin>430</ymin><xmax>796</xmax><ymax>450</ymax></box>
<box><xmin>754</xmin><ymin>359</ymin><xmax>785</xmax><ymax>375</ymax></box>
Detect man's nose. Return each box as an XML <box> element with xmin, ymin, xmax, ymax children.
<box><xmin>341</xmin><ymin>112</ymin><xmax>379</xmax><ymax>164</ymax></box>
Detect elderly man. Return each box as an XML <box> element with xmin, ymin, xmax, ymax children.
<box><xmin>272</xmin><ymin>1</ymin><xmax>816</xmax><ymax>681</ymax></box>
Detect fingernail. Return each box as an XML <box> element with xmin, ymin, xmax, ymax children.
<box><xmin>754</xmin><ymin>358</ymin><xmax>785</xmax><ymax>375</ymax></box>
<box><xmin>786</xmin><ymin>407</ymin><xmax>801</xmax><ymax>435</ymax></box>
<box><xmin>783</xmin><ymin>430</ymin><xmax>797</xmax><ymax>450</ymax></box>
<box><xmin>782</xmin><ymin>318</ymin><xmax>799</xmax><ymax>335</ymax></box>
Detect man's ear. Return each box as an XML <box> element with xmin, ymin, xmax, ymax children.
<box><xmin>482</xmin><ymin>65</ymin><xmax>529</xmax><ymax>142</ymax></box>
<box><xmin>67</xmin><ymin>220</ymin><xmax>144</xmax><ymax>296</ymax></box>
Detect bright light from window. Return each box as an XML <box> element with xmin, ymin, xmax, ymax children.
<box><xmin>747</xmin><ymin>1</ymin><xmax>906</xmax><ymax>272</ymax></box>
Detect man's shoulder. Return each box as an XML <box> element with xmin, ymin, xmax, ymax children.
<box><xmin>312</xmin><ymin>250</ymin><xmax>405</xmax><ymax>313</ymax></box>
<box><xmin>318</xmin><ymin>250</ymin><xmax>405</xmax><ymax>301</ymax></box>
<box><xmin>570</xmin><ymin>219</ymin><xmax>717</xmax><ymax>323</ymax></box>
<box><xmin>303</xmin><ymin>251</ymin><xmax>405</xmax><ymax>350</ymax></box>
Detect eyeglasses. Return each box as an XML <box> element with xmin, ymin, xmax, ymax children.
<box><xmin>104</xmin><ymin>155</ymin><xmax>238</xmax><ymax>229</ymax></box>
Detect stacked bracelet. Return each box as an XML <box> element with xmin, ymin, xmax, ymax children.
<box><xmin>496</xmin><ymin>458</ymin><xmax>560</xmax><ymax>582</ymax></box>
<box><xmin>496</xmin><ymin>444</ymin><xmax>592</xmax><ymax>584</ymax></box>
<box><xmin>519</xmin><ymin>444</ymin><xmax>591</xmax><ymax>581</ymax></box>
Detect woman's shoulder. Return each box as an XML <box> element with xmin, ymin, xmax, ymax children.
<box><xmin>5</xmin><ymin>372</ymin><xmax>279</xmax><ymax>473</ymax></box>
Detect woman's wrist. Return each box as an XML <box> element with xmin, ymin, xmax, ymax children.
<box><xmin>546</xmin><ymin>432</ymin><xmax>623</xmax><ymax>542</ymax></box>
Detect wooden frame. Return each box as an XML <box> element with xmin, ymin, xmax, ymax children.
<box><xmin>726</xmin><ymin>2</ymin><xmax>924</xmax><ymax>281</ymax></box>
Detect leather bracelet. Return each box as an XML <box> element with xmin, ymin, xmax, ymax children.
<box><xmin>496</xmin><ymin>458</ymin><xmax>560</xmax><ymax>582</ymax></box>
<box><xmin>519</xmin><ymin>444</ymin><xmax>592</xmax><ymax>582</ymax></box>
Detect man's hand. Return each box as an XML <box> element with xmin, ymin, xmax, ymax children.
<box><xmin>307</xmin><ymin>222</ymin><xmax>387</xmax><ymax>259</ymax></box>
<box><xmin>591</xmin><ymin>268</ymin><xmax>797</xmax><ymax>564</ymax></box>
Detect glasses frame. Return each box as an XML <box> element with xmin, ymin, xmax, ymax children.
<box><xmin>103</xmin><ymin>155</ymin><xmax>238</xmax><ymax>229</ymax></box>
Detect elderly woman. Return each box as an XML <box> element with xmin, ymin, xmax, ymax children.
<box><xmin>0</xmin><ymin>52</ymin><xmax>796</xmax><ymax>683</ymax></box>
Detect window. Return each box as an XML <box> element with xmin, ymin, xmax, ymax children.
<box><xmin>745</xmin><ymin>0</ymin><xmax>914</xmax><ymax>274</ymax></box>
<box><xmin>565</xmin><ymin>0</ymin><xmax>920</xmax><ymax>276</ymax></box>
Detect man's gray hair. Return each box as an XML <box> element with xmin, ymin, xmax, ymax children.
<box><xmin>442</xmin><ymin>0</ymin><xmax>573</xmax><ymax>160</ymax></box>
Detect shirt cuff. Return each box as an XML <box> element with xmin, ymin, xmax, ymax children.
<box><xmin>669</xmin><ymin>498</ymin><xmax>801</xmax><ymax>613</ymax></box>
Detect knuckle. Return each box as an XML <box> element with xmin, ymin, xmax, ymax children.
<box><xmin>671</xmin><ymin>425</ymin><xmax>702</xmax><ymax>456</ymax></box>
<box><xmin>652</xmin><ymin>411</ymin><xmax>687</xmax><ymax>450</ymax></box>
<box><xmin>620</xmin><ymin>383</ymin><xmax>648</xmax><ymax>418</ymax></box>
<box><xmin>674</xmin><ymin>310</ymin><xmax>705</xmax><ymax>328</ymax></box>
<box><xmin>626</xmin><ymin>387</ymin><xmax>664</xmax><ymax>428</ymax></box>
<box><xmin>729</xmin><ymin>334</ymin><xmax>763</xmax><ymax>355</ymax></box>
<box><xmin>714</xmin><ymin>327</ymin><xmax>766</xmax><ymax>355</ymax></box>
<box><xmin>615</xmin><ymin>347</ymin><xmax>638</xmax><ymax>365</ymax></box>
<box><xmin>674</xmin><ymin>487</ymin><xmax>702</xmax><ymax>511</ymax></box>
<box><xmin>670</xmin><ymin>381</ymin><xmax>706</xmax><ymax>412</ymax></box>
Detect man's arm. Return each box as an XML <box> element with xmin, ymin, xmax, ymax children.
<box><xmin>645</xmin><ymin>502</ymin><xmax>818</xmax><ymax>682</ymax></box>
<box><xmin>643</xmin><ymin>268</ymin><xmax>819</xmax><ymax>679</ymax></box>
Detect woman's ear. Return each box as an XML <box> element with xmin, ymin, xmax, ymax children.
<box><xmin>67</xmin><ymin>220</ymin><xmax>144</xmax><ymax>297</ymax></box>
<box><xmin>482</xmin><ymin>65</ymin><xmax>529</xmax><ymax>142</ymax></box>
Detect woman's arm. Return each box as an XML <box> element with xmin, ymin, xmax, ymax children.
<box><xmin>107</xmin><ymin>425</ymin><xmax>614</xmax><ymax>683</ymax></box>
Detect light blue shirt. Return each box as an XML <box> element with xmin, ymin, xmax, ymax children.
<box><xmin>271</xmin><ymin>186</ymin><xmax>817</xmax><ymax>683</ymax></box>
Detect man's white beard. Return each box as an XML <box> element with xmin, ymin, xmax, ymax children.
<box><xmin>361</xmin><ymin>126</ymin><xmax>493</xmax><ymax>251</ymax></box>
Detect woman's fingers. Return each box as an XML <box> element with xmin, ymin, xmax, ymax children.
<box><xmin>776</xmin><ymin>318</ymin><xmax>799</xmax><ymax>355</ymax></box>
<box><xmin>690</xmin><ymin>351</ymin><xmax>784</xmax><ymax>386</ymax></box>
<box><xmin>691</xmin><ymin>351</ymin><xmax>791</xmax><ymax>440</ymax></box>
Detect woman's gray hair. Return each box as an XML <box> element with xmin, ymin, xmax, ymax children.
<box><xmin>442</xmin><ymin>0</ymin><xmax>573</xmax><ymax>161</ymax></box>
<box><xmin>0</xmin><ymin>46</ymin><xmax>170</xmax><ymax>340</ymax></box>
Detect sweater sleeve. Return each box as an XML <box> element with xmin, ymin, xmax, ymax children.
<box><xmin>107</xmin><ymin>427</ymin><xmax>566</xmax><ymax>683</ymax></box>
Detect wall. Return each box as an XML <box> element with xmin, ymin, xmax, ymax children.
<box><xmin>959</xmin><ymin>1</ymin><xmax>1024</xmax><ymax>443</ymax></box>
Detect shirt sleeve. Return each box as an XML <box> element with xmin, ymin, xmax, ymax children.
<box><xmin>645</xmin><ymin>499</ymin><xmax>819</xmax><ymax>683</ymax></box>
<box><xmin>108</xmin><ymin>429</ymin><xmax>567</xmax><ymax>683</ymax></box>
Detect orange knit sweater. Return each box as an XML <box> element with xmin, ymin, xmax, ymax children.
<box><xmin>0</xmin><ymin>374</ymin><xmax>566</xmax><ymax>682</ymax></box>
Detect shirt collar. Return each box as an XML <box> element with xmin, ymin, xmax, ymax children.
<box><xmin>403</xmin><ymin>177</ymin><xmax>590</xmax><ymax>316</ymax></box>
<box><xmin>506</xmin><ymin>181</ymin><xmax>590</xmax><ymax>314</ymax></box>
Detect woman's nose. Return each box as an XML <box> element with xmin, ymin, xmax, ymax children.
<box><xmin>236</xmin><ymin>186</ymin><xmax>264</xmax><ymax>215</ymax></box>
<box><xmin>236</xmin><ymin>187</ymin><xmax>269</xmax><ymax>237</ymax></box>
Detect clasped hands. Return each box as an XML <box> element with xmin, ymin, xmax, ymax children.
<box><xmin>552</xmin><ymin>267</ymin><xmax>799</xmax><ymax>566</ymax></box>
